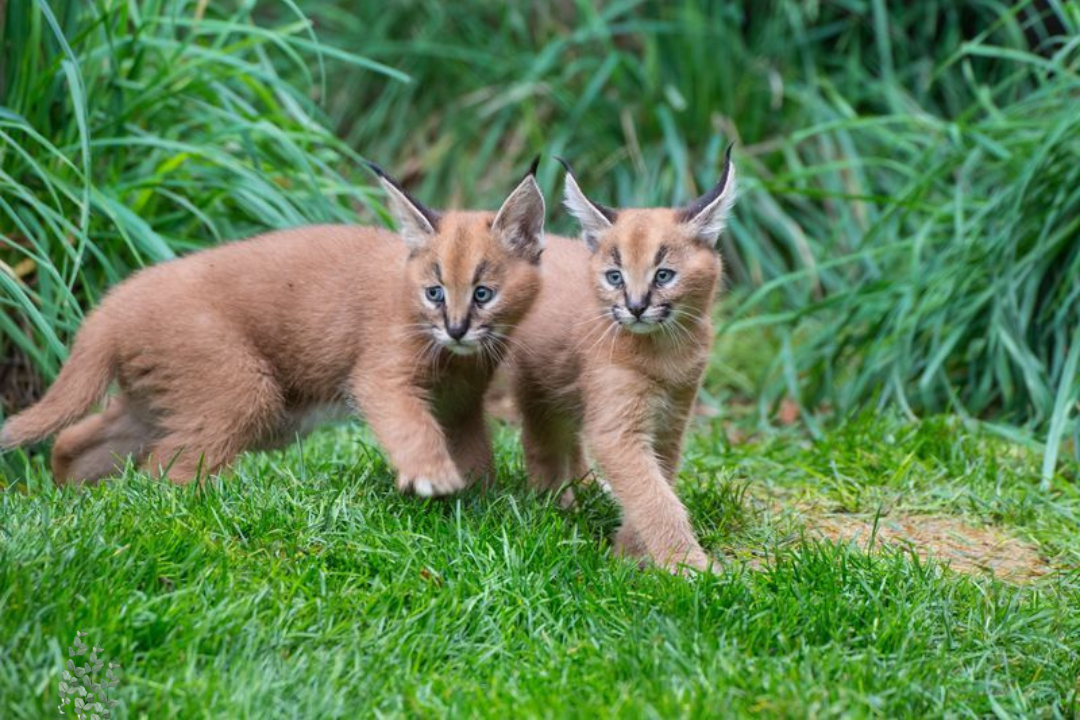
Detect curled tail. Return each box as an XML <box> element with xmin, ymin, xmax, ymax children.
<box><xmin>0</xmin><ymin>315</ymin><xmax>114</xmax><ymax>449</ymax></box>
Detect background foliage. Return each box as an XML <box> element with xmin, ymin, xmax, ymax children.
<box><xmin>1</xmin><ymin>0</ymin><xmax>1078</xmax><ymax>473</ymax></box>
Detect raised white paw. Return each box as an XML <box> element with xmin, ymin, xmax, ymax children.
<box><xmin>398</xmin><ymin>472</ymin><xmax>466</xmax><ymax>498</ymax></box>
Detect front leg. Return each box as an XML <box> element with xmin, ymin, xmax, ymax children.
<box><xmin>352</xmin><ymin>369</ymin><xmax>465</xmax><ymax>498</ymax></box>
<box><xmin>654</xmin><ymin>385</ymin><xmax>698</xmax><ymax>485</ymax></box>
<box><xmin>584</xmin><ymin>376</ymin><xmax>709</xmax><ymax>573</ymax></box>
<box><xmin>614</xmin><ymin>385</ymin><xmax>698</xmax><ymax>561</ymax></box>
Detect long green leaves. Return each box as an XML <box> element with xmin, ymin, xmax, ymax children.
<box><xmin>310</xmin><ymin>0</ymin><xmax>1079</xmax><ymax>472</ymax></box>
<box><xmin>0</xmin><ymin>0</ymin><xmax>401</xmax><ymax>401</ymax></box>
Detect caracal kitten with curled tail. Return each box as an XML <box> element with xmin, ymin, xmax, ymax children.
<box><xmin>510</xmin><ymin>149</ymin><xmax>736</xmax><ymax>572</ymax></box>
<box><xmin>1</xmin><ymin>162</ymin><xmax>545</xmax><ymax>492</ymax></box>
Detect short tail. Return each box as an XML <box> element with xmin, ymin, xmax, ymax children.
<box><xmin>0</xmin><ymin>315</ymin><xmax>114</xmax><ymax>449</ymax></box>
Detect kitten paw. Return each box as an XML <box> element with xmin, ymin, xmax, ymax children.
<box><xmin>651</xmin><ymin>544</ymin><xmax>717</xmax><ymax>576</ymax></box>
<box><xmin>398</xmin><ymin>472</ymin><xmax>466</xmax><ymax>498</ymax></box>
<box><xmin>612</xmin><ymin>524</ymin><xmax>648</xmax><ymax>559</ymax></box>
<box><xmin>670</xmin><ymin>550</ymin><xmax>721</xmax><ymax>576</ymax></box>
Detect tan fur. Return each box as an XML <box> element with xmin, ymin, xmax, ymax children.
<box><xmin>511</xmin><ymin>158</ymin><xmax>736</xmax><ymax>572</ymax></box>
<box><xmin>1</xmin><ymin>170</ymin><xmax>545</xmax><ymax>492</ymax></box>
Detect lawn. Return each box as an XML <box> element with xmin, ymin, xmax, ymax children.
<box><xmin>3</xmin><ymin>1</ymin><xmax>1080</xmax><ymax>717</ymax></box>
<box><xmin>2</xmin><ymin>399</ymin><xmax>1078</xmax><ymax>716</ymax></box>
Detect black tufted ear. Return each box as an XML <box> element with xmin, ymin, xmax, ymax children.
<box><xmin>675</xmin><ymin>144</ymin><xmax>737</xmax><ymax>248</ymax></box>
<box><xmin>492</xmin><ymin>156</ymin><xmax>546</xmax><ymax>262</ymax></box>
<box><xmin>365</xmin><ymin>161</ymin><xmax>442</xmax><ymax>250</ymax></box>
<box><xmin>557</xmin><ymin>157</ymin><xmax>617</xmax><ymax>252</ymax></box>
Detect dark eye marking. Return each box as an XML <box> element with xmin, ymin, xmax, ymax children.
<box><xmin>432</xmin><ymin>264</ymin><xmax>443</xmax><ymax>283</ymax></box>
<box><xmin>472</xmin><ymin>260</ymin><xmax>488</xmax><ymax>286</ymax></box>
<box><xmin>610</xmin><ymin>247</ymin><xmax>622</xmax><ymax>267</ymax></box>
<box><xmin>654</xmin><ymin>245</ymin><xmax>670</xmax><ymax>266</ymax></box>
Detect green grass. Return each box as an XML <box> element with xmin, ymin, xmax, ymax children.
<box><xmin>2</xmin><ymin>414</ymin><xmax>1078</xmax><ymax>717</ymax></box>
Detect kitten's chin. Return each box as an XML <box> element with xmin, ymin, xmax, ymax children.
<box><xmin>443</xmin><ymin>341</ymin><xmax>480</xmax><ymax>356</ymax></box>
<box><xmin>622</xmin><ymin>320</ymin><xmax>662</xmax><ymax>335</ymax></box>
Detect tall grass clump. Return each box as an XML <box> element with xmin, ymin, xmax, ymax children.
<box><xmin>0</xmin><ymin>0</ymin><xmax>403</xmax><ymax>409</ymax></box>
<box><xmin>727</xmin><ymin>5</ymin><xmax>1080</xmax><ymax>478</ymax></box>
<box><xmin>306</xmin><ymin>0</ymin><xmax>1079</xmax><ymax>467</ymax></box>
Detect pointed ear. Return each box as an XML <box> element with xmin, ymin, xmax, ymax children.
<box><xmin>557</xmin><ymin>157</ymin><xmax>616</xmax><ymax>252</ymax></box>
<box><xmin>365</xmin><ymin>161</ymin><xmax>441</xmax><ymax>250</ymax></box>
<box><xmin>676</xmin><ymin>145</ymin><xmax>737</xmax><ymax>248</ymax></box>
<box><xmin>492</xmin><ymin>156</ymin><xmax>545</xmax><ymax>262</ymax></box>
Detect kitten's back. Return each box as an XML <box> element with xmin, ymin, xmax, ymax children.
<box><xmin>1</xmin><ymin>225</ymin><xmax>404</xmax><ymax>448</ymax></box>
<box><xmin>110</xmin><ymin>225</ymin><xmax>406</xmax><ymax>383</ymax></box>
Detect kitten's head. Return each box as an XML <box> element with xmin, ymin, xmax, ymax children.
<box><xmin>559</xmin><ymin>148</ymin><xmax>736</xmax><ymax>335</ymax></box>
<box><xmin>371</xmin><ymin>160</ymin><xmax>544</xmax><ymax>357</ymax></box>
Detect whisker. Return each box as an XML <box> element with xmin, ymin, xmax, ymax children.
<box><xmin>606</xmin><ymin>320</ymin><xmax>622</xmax><ymax>363</ymax></box>
<box><xmin>571</xmin><ymin>314</ymin><xmax>618</xmax><ymax>354</ymax></box>
<box><xmin>585</xmin><ymin>317</ymin><xmax>620</xmax><ymax>359</ymax></box>
<box><xmin>571</xmin><ymin>310</ymin><xmax>614</xmax><ymax>328</ymax></box>
<box><xmin>488</xmin><ymin>331</ymin><xmax>533</xmax><ymax>362</ymax></box>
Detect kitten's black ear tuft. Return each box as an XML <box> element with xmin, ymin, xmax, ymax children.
<box><xmin>362</xmin><ymin>160</ymin><xmax>390</xmax><ymax>180</ymax></box>
<box><xmin>558</xmin><ymin>157</ymin><xmax>616</xmax><ymax>252</ymax></box>
<box><xmin>364</xmin><ymin>160</ymin><xmax>442</xmax><ymax>250</ymax></box>
<box><xmin>676</xmin><ymin>144</ymin><xmax>737</xmax><ymax>248</ymax></box>
<box><xmin>493</xmin><ymin>165</ymin><xmax>546</xmax><ymax>263</ymax></box>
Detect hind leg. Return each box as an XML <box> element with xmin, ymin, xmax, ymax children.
<box><xmin>521</xmin><ymin>409</ymin><xmax>581</xmax><ymax>508</ymax></box>
<box><xmin>141</xmin><ymin>350</ymin><xmax>284</xmax><ymax>485</ymax></box>
<box><xmin>51</xmin><ymin>396</ymin><xmax>154</xmax><ymax>484</ymax></box>
<box><xmin>444</xmin><ymin>409</ymin><xmax>494</xmax><ymax>490</ymax></box>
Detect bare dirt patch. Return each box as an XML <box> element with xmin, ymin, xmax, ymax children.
<box><xmin>790</xmin><ymin>506</ymin><xmax>1051</xmax><ymax>583</ymax></box>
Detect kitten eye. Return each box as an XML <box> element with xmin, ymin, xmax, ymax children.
<box><xmin>473</xmin><ymin>285</ymin><xmax>495</xmax><ymax>304</ymax></box>
<box><xmin>605</xmin><ymin>270</ymin><xmax>624</xmax><ymax>287</ymax></box>
<box><xmin>425</xmin><ymin>286</ymin><xmax>445</xmax><ymax>303</ymax></box>
<box><xmin>654</xmin><ymin>268</ymin><xmax>676</xmax><ymax>286</ymax></box>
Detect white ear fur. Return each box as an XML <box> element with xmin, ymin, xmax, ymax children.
<box><xmin>562</xmin><ymin>171</ymin><xmax>613</xmax><ymax>252</ymax></box>
<box><xmin>376</xmin><ymin>176</ymin><xmax>437</xmax><ymax>251</ymax></box>
<box><xmin>492</xmin><ymin>174</ymin><xmax>545</xmax><ymax>260</ymax></box>
<box><xmin>681</xmin><ymin>164</ymin><xmax>737</xmax><ymax>247</ymax></box>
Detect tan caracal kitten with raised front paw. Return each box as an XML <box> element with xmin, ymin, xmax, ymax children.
<box><xmin>1</xmin><ymin>162</ymin><xmax>545</xmax><ymax>492</ymax></box>
<box><xmin>510</xmin><ymin>149</ymin><xmax>736</xmax><ymax>572</ymax></box>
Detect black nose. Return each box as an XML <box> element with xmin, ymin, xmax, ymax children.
<box><xmin>447</xmin><ymin>320</ymin><xmax>469</xmax><ymax>340</ymax></box>
<box><xmin>626</xmin><ymin>299</ymin><xmax>648</xmax><ymax>318</ymax></box>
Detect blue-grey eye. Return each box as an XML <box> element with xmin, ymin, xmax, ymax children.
<box><xmin>473</xmin><ymin>286</ymin><xmax>495</xmax><ymax>304</ymax></box>
<box><xmin>605</xmin><ymin>270</ymin><xmax>624</xmax><ymax>287</ymax></box>
<box><xmin>654</xmin><ymin>268</ymin><xmax>676</xmax><ymax>286</ymax></box>
<box><xmin>425</xmin><ymin>286</ymin><xmax>445</xmax><ymax>303</ymax></box>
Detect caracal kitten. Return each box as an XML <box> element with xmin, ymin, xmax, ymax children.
<box><xmin>511</xmin><ymin>150</ymin><xmax>736</xmax><ymax>572</ymax></box>
<box><xmin>1</xmin><ymin>163</ymin><xmax>545</xmax><ymax>492</ymax></box>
